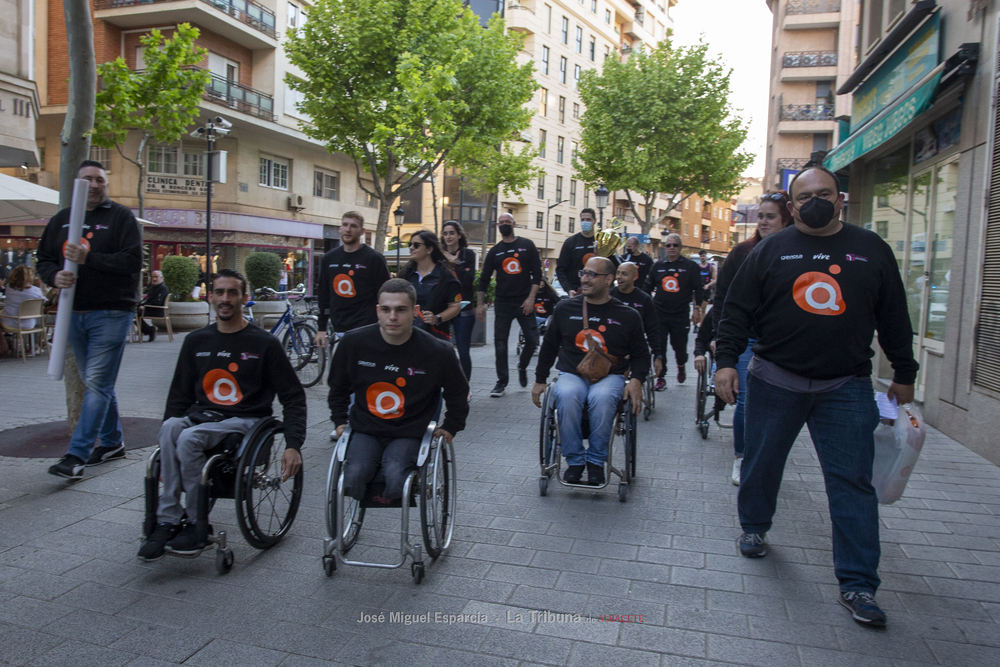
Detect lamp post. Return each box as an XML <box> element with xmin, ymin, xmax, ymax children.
<box><xmin>595</xmin><ymin>184</ymin><xmax>609</xmax><ymax>230</ymax></box>
<box><xmin>544</xmin><ymin>199</ymin><xmax>567</xmax><ymax>274</ymax></box>
<box><xmin>394</xmin><ymin>205</ymin><xmax>406</xmax><ymax>273</ymax></box>
<box><xmin>190</xmin><ymin>116</ymin><xmax>232</xmax><ymax>290</ymax></box>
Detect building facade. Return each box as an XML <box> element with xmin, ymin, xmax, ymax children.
<box><xmin>763</xmin><ymin>0</ymin><xmax>859</xmax><ymax>191</ymax></box>
<box><xmin>676</xmin><ymin>195</ymin><xmax>734</xmax><ymax>258</ymax></box>
<box><xmin>0</xmin><ymin>0</ymin><xmax>40</xmax><ymax>170</ymax></box>
<box><xmin>823</xmin><ymin>0</ymin><xmax>999</xmax><ymax>462</ymax></box>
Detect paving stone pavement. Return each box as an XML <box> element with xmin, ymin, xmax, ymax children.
<box><xmin>2</xmin><ymin>318</ymin><xmax>1000</xmax><ymax>666</ymax></box>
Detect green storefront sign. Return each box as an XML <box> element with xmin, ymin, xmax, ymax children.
<box><xmin>825</xmin><ymin>69</ymin><xmax>943</xmax><ymax>173</ymax></box>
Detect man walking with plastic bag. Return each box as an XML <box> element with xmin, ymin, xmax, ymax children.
<box><xmin>715</xmin><ymin>166</ymin><xmax>918</xmax><ymax>628</ymax></box>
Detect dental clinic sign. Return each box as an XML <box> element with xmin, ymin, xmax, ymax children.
<box><xmin>145</xmin><ymin>175</ymin><xmax>208</xmax><ymax>196</ymax></box>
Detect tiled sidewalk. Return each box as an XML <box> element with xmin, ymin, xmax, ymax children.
<box><xmin>1</xmin><ymin>324</ymin><xmax>999</xmax><ymax>666</ymax></box>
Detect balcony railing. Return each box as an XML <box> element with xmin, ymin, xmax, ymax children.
<box><xmin>93</xmin><ymin>0</ymin><xmax>277</xmax><ymax>39</ymax></box>
<box><xmin>780</xmin><ymin>103</ymin><xmax>835</xmax><ymax>121</ymax></box>
<box><xmin>203</xmin><ymin>72</ymin><xmax>275</xmax><ymax>120</ymax></box>
<box><xmin>783</xmin><ymin>51</ymin><xmax>838</xmax><ymax>68</ymax></box>
<box><xmin>785</xmin><ymin>0</ymin><xmax>841</xmax><ymax>14</ymax></box>
<box><xmin>777</xmin><ymin>157</ymin><xmax>812</xmax><ymax>170</ymax></box>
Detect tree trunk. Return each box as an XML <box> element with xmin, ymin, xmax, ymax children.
<box><xmin>59</xmin><ymin>0</ymin><xmax>96</xmax><ymax>430</ymax></box>
<box><xmin>430</xmin><ymin>174</ymin><xmax>439</xmax><ymax>237</ymax></box>
<box><xmin>136</xmin><ymin>132</ymin><xmax>149</xmax><ymax>218</ymax></box>
<box><xmin>374</xmin><ymin>200</ymin><xmax>391</xmax><ymax>259</ymax></box>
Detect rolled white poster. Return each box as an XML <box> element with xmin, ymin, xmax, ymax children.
<box><xmin>47</xmin><ymin>179</ymin><xmax>90</xmax><ymax>380</ymax></box>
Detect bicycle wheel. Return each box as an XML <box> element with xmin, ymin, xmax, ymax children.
<box><xmin>282</xmin><ymin>322</ymin><xmax>325</xmax><ymax>388</ymax></box>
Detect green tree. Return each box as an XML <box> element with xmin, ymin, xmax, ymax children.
<box><xmin>244</xmin><ymin>252</ymin><xmax>283</xmax><ymax>295</ymax></box>
<box><xmin>91</xmin><ymin>24</ymin><xmax>210</xmax><ymax>218</ymax></box>
<box><xmin>284</xmin><ymin>0</ymin><xmax>537</xmax><ymax>252</ymax></box>
<box><xmin>575</xmin><ymin>41</ymin><xmax>753</xmax><ymax>234</ymax></box>
<box><xmin>160</xmin><ymin>255</ymin><xmax>200</xmax><ymax>301</ymax></box>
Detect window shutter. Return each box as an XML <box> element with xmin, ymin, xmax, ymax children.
<box><xmin>974</xmin><ymin>47</ymin><xmax>1000</xmax><ymax>393</ymax></box>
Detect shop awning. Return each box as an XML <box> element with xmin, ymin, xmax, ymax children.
<box><xmin>825</xmin><ymin>64</ymin><xmax>945</xmax><ymax>173</ymax></box>
<box><xmin>0</xmin><ymin>173</ymin><xmax>59</xmax><ymax>224</ymax></box>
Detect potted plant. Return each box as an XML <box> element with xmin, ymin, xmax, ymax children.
<box><xmin>160</xmin><ymin>255</ymin><xmax>209</xmax><ymax>330</ymax></box>
<box><xmin>243</xmin><ymin>251</ymin><xmax>286</xmax><ymax>326</ymax></box>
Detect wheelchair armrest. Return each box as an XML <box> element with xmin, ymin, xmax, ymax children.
<box><xmin>415</xmin><ymin>421</ymin><xmax>438</xmax><ymax>468</ymax></box>
<box><xmin>335</xmin><ymin>426</ymin><xmax>352</xmax><ymax>462</ymax></box>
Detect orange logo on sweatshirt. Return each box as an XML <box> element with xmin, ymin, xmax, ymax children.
<box><xmin>366</xmin><ymin>381</ymin><xmax>406</xmax><ymax>419</ymax></box>
<box><xmin>661</xmin><ymin>274</ymin><xmax>680</xmax><ymax>292</ymax></box>
<box><xmin>792</xmin><ymin>269</ymin><xmax>846</xmax><ymax>316</ymax></box>
<box><xmin>203</xmin><ymin>367</ymin><xmax>244</xmax><ymax>405</ymax></box>
<box><xmin>334</xmin><ymin>272</ymin><xmax>356</xmax><ymax>298</ymax></box>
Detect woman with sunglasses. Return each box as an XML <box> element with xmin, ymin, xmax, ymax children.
<box><xmin>400</xmin><ymin>230</ymin><xmax>462</xmax><ymax>342</ymax></box>
<box><xmin>712</xmin><ymin>191</ymin><xmax>792</xmax><ymax>485</ymax></box>
<box><xmin>441</xmin><ymin>221</ymin><xmax>477</xmax><ymax>380</ymax></box>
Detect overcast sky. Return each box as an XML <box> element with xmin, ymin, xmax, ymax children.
<box><xmin>671</xmin><ymin>0</ymin><xmax>773</xmax><ymax>177</ymax></box>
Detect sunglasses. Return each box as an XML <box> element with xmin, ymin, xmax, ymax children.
<box><xmin>578</xmin><ymin>269</ymin><xmax>611</xmax><ymax>279</ymax></box>
<box><xmin>761</xmin><ymin>193</ymin><xmax>786</xmax><ymax>202</ymax></box>
<box><xmin>665</xmin><ymin>243</ymin><xmax>680</xmax><ymax>248</ymax></box>
<box><xmin>408</xmin><ymin>242</ymin><xmax>425</xmax><ymax>249</ymax></box>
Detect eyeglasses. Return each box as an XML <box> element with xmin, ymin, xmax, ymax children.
<box><xmin>578</xmin><ymin>269</ymin><xmax>611</xmax><ymax>279</ymax></box>
<box><xmin>761</xmin><ymin>193</ymin><xmax>786</xmax><ymax>202</ymax></box>
<box><xmin>408</xmin><ymin>242</ymin><xmax>425</xmax><ymax>249</ymax></box>
<box><xmin>665</xmin><ymin>243</ymin><xmax>680</xmax><ymax>248</ymax></box>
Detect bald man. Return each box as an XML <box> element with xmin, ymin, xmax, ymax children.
<box><xmin>644</xmin><ymin>233</ymin><xmax>703</xmax><ymax>388</ymax></box>
<box><xmin>611</xmin><ymin>262</ymin><xmax>663</xmax><ymax>377</ymax></box>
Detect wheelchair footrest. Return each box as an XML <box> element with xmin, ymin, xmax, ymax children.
<box><xmin>359</xmin><ymin>481</ymin><xmax>418</xmax><ymax>509</ymax></box>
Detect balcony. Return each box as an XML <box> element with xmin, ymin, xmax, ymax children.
<box><xmin>93</xmin><ymin>0</ymin><xmax>278</xmax><ymax>50</ymax></box>
<box><xmin>777</xmin><ymin>103</ymin><xmax>836</xmax><ymax>134</ymax></box>
<box><xmin>203</xmin><ymin>71</ymin><xmax>275</xmax><ymax>121</ymax></box>
<box><xmin>784</xmin><ymin>0</ymin><xmax>841</xmax><ymax>30</ymax></box>
<box><xmin>505</xmin><ymin>1</ymin><xmax>535</xmax><ymax>35</ymax></box>
<box><xmin>782</xmin><ymin>50</ymin><xmax>838</xmax><ymax>81</ymax></box>
<box><xmin>776</xmin><ymin>157</ymin><xmax>812</xmax><ymax>171</ymax></box>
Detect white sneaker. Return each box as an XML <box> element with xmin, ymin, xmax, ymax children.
<box><xmin>731</xmin><ymin>458</ymin><xmax>742</xmax><ymax>486</ymax></box>
<box><xmin>330</xmin><ymin>428</ymin><xmax>338</xmax><ymax>441</ymax></box>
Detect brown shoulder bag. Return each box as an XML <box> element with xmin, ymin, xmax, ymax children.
<box><xmin>575</xmin><ymin>299</ymin><xmax>619</xmax><ymax>383</ymax></box>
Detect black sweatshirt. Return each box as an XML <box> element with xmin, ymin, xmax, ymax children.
<box><xmin>478</xmin><ymin>237</ymin><xmax>542</xmax><ymax>302</ymax></box>
<box><xmin>328</xmin><ymin>325</ymin><xmax>469</xmax><ymax>438</ymax></box>
<box><xmin>36</xmin><ymin>200</ymin><xmax>142</xmax><ymax>311</ymax></box>
<box><xmin>402</xmin><ymin>261</ymin><xmax>462</xmax><ymax>340</ymax></box>
<box><xmin>536</xmin><ymin>296</ymin><xmax>651</xmax><ymax>384</ymax></box>
<box><xmin>316</xmin><ymin>244</ymin><xmax>390</xmax><ymax>332</ymax></box>
<box><xmin>140</xmin><ymin>283</ymin><xmax>169</xmax><ymax>308</ymax></box>
<box><xmin>534</xmin><ymin>283</ymin><xmax>562</xmax><ymax>318</ymax></box>
<box><xmin>694</xmin><ymin>306</ymin><xmax>715</xmax><ymax>357</ymax></box>
<box><xmin>644</xmin><ymin>256</ymin><xmax>704</xmax><ymax>318</ymax></box>
<box><xmin>712</xmin><ymin>240</ymin><xmax>753</xmax><ymax>333</ymax></box>
<box><xmin>556</xmin><ymin>232</ymin><xmax>598</xmax><ymax>293</ymax></box>
<box><xmin>452</xmin><ymin>247</ymin><xmax>477</xmax><ymax>311</ymax></box>
<box><xmin>609</xmin><ymin>285</ymin><xmax>661</xmax><ymax>358</ymax></box>
<box><xmin>716</xmin><ymin>224</ymin><xmax>918</xmax><ymax>384</ymax></box>
<box><xmin>163</xmin><ymin>324</ymin><xmax>308</xmax><ymax>449</ymax></box>
<box><xmin>619</xmin><ymin>251</ymin><xmax>654</xmax><ymax>287</ymax></box>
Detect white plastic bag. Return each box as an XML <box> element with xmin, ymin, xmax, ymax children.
<box><xmin>871</xmin><ymin>394</ymin><xmax>926</xmax><ymax>505</ymax></box>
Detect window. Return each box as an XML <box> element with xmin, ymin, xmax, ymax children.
<box><xmin>589</xmin><ymin>37</ymin><xmax>595</xmax><ymax>61</ymax></box>
<box><xmin>259</xmin><ymin>156</ymin><xmax>289</xmax><ymax>190</ymax></box>
<box><xmin>813</xmin><ymin>133</ymin><xmax>830</xmax><ymax>152</ymax></box>
<box><xmin>571</xmin><ymin>141</ymin><xmax>578</xmax><ymax>164</ymax></box>
<box><xmin>314</xmin><ymin>169</ymin><xmax>339</xmax><ymax>200</ymax></box>
<box><xmin>556</xmin><ymin>175</ymin><xmax>563</xmax><ymax>201</ymax></box>
<box><xmin>287</xmin><ymin>2</ymin><xmax>299</xmax><ymax>29</ymax></box>
<box><xmin>604</xmin><ymin>45</ymin><xmax>610</xmax><ymax>61</ymax></box>
<box><xmin>183</xmin><ymin>152</ymin><xmax>203</xmax><ymax>177</ymax></box>
<box><xmin>541</xmin><ymin>45</ymin><xmax>550</xmax><ymax>75</ymax></box>
<box><xmin>540</xmin><ymin>88</ymin><xmax>548</xmax><ymax>116</ymax></box>
<box><xmin>558</xmin><ymin>96</ymin><xmax>566</xmax><ymax>123</ymax></box>
<box><xmin>284</xmin><ymin>82</ymin><xmax>309</xmax><ymax>120</ymax></box>
<box><xmin>536</xmin><ymin>211</ymin><xmax>544</xmax><ymax>229</ymax></box>
<box><xmin>539</xmin><ymin>129</ymin><xmax>547</xmax><ymax>158</ymax></box>
<box><xmin>685</xmin><ymin>198</ymin><xmax>689</xmax><ymax>209</ymax></box>
<box><xmin>546</xmin><ymin>4</ymin><xmax>552</xmax><ymax>33</ymax></box>
<box><xmin>695</xmin><ymin>200</ymin><xmax>700</xmax><ymax>212</ymax></box>
<box><xmin>570</xmin><ymin>180</ymin><xmax>577</xmax><ymax>206</ymax></box>
<box><xmin>866</xmin><ymin>0</ymin><xmax>884</xmax><ymax>50</ymax></box>
<box><xmin>590</xmin><ymin>0</ymin><xmax>596</xmax><ymax>12</ymax></box>
<box><xmin>561</xmin><ymin>16</ymin><xmax>569</xmax><ymax>44</ymax></box>
<box><xmin>135</xmin><ymin>46</ymin><xmax>146</xmax><ymax>70</ymax></box>
<box><xmin>356</xmin><ymin>180</ymin><xmax>377</xmax><ymax>207</ymax></box>
<box><xmin>554</xmin><ymin>214</ymin><xmax>562</xmax><ymax>231</ymax></box>
<box><xmin>557</xmin><ymin>136</ymin><xmax>564</xmax><ymax>164</ymax></box>
<box><xmin>584</xmin><ymin>189</ymin><xmax>589</xmax><ymax>207</ymax></box>
<box><xmin>575</xmin><ymin>26</ymin><xmax>583</xmax><ymax>53</ymax></box>
<box><xmin>876</xmin><ymin>220</ymin><xmax>888</xmax><ymax>238</ymax></box>
<box><xmin>605</xmin><ymin>9</ymin><xmax>611</xmax><ymax>23</ymax></box>
<box><xmin>569</xmin><ymin>216</ymin><xmax>576</xmax><ymax>233</ymax></box>
<box><xmin>89</xmin><ymin>145</ymin><xmax>111</xmax><ymax>171</ymax></box>
<box><xmin>684</xmin><ymin>222</ymin><xmax>689</xmax><ymax>236</ymax></box>
<box><xmin>573</xmin><ymin>65</ymin><xmax>581</xmax><ymax>90</ymax></box>
<box><xmin>148</xmin><ymin>145</ymin><xmax>178</xmax><ymax>174</ymax></box>
<box><xmin>537</xmin><ymin>175</ymin><xmax>546</xmax><ymax>199</ymax></box>
<box><xmin>560</xmin><ymin>57</ymin><xmax>567</xmax><ymax>84</ymax></box>
<box><xmin>572</xmin><ymin>102</ymin><xmax>580</xmax><ymax>119</ymax></box>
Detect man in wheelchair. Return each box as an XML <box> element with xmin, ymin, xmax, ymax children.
<box><xmin>328</xmin><ymin>279</ymin><xmax>468</xmax><ymax>504</ymax></box>
<box><xmin>138</xmin><ymin>269</ymin><xmax>306</xmax><ymax>561</ymax></box>
<box><xmin>531</xmin><ymin>257</ymin><xmax>649</xmax><ymax>485</ymax></box>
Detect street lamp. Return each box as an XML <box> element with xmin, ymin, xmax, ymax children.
<box><xmin>394</xmin><ymin>205</ymin><xmax>406</xmax><ymax>272</ymax></box>
<box><xmin>189</xmin><ymin>115</ymin><xmax>231</xmax><ymax>290</ymax></box>
<box><xmin>595</xmin><ymin>184</ymin><xmax>609</xmax><ymax>229</ymax></box>
<box><xmin>544</xmin><ymin>199</ymin><xmax>568</xmax><ymax>273</ymax></box>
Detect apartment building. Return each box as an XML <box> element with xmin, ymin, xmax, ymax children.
<box><xmin>675</xmin><ymin>195</ymin><xmax>733</xmax><ymax>258</ymax></box>
<box><xmin>762</xmin><ymin>0</ymin><xmax>859</xmax><ymax>191</ymax></box>
<box><xmin>13</xmin><ymin>0</ymin><xmax>371</xmax><ymax>291</ymax></box>
<box><xmin>0</xmin><ymin>0</ymin><xmax>39</xmax><ymax>170</ymax></box>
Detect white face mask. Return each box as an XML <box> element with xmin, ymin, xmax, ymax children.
<box><xmin>580</xmin><ymin>219</ymin><xmax>594</xmax><ymax>233</ymax></box>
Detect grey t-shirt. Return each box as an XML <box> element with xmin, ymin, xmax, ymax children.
<box><xmin>748</xmin><ymin>356</ymin><xmax>857</xmax><ymax>394</ymax></box>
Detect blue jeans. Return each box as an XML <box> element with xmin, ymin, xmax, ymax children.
<box><xmin>66</xmin><ymin>310</ymin><xmax>133</xmax><ymax>462</ymax></box>
<box><xmin>732</xmin><ymin>340</ymin><xmax>755</xmax><ymax>457</ymax></box>
<box><xmin>452</xmin><ymin>311</ymin><xmax>475</xmax><ymax>381</ymax></box>
<box><xmin>739</xmin><ymin>374</ymin><xmax>881</xmax><ymax>593</ymax></box>
<box><xmin>553</xmin><ymin>372</ymin><xmax>626</xmax><ymax>466</ymax></box>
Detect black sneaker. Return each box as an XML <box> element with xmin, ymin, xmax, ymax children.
<box><xmin>586</xmin><ymin>462</ymin><xmax>605</xmax><ymax>486</ymax></box>
<box><xmin>738</xmin><ymin>532</ymin><xmax>767</xmax><ymax>558</ymax></box>
<box><xmin>137</xmin><ymin>523</ymin><xmax>181</xmax><ymax>561</ymax></box>
<box><xmin>518</xmin><ymin>366</ymin><xmax>528</xmax><ymax>388</ymax></box>
<box><xmin>48</xmin><ymin>455</ymin><xmax>86</xmax><ymax>480</ymax></box>
<box><xmin>87</xmin><ymin>443</ymin><xmax>126</xmax><ymax>466</ymax></box>
<box><xmin>563</xmin><ymin>465</ymin><xmax>585</xmax><ymax>484</ymax></box>
<box><xmin>148</xmin><ymin>328</ymin><xmax>156</xmax><ymax>342</ymax></box>
<box><xmin>164</xmin><ymin>523</ymin><xmax>211</xmax><ymax>556</ymax></box>
<box><xmin>490</xmin><ymin>382</ymin><xmax>506</xmax><ymax>398</ymax></box>
<box><xmin>839</xmin><ymin>591</ymin><xmax>887</xmax><ymax>628</ymax></box>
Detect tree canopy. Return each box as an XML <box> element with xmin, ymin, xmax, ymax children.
<box><xmin>284</xmin><ymin>0</ymin><xmax>537</xmax><ymax>251</ymax></box>
<box><xmin>575</xmin><ymin>41</ymin><xmax>753</xmax><ymax>234</ymax></box>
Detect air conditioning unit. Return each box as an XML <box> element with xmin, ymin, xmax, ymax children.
<box><xmin>288</xmin><ymin>194</ymin><xmax>305</xmax><ymax>211</ymax></box>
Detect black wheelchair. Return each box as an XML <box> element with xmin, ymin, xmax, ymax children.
<box><xmin>538</xmin><ymin>382</ymin><xmax>637</xmax><ymax>502</ymax></box>
<box><xmin>322</xmin><ymin>422</ymin><xmax>456</xmax><ymax>584</ymax></box>
<box><xmin>642</xmin><ymin>373</ymin><xmax>655</xmax><ymax>421</ymax></box>
<box><xmin>142</xmin><ymin>417</ymin><xmax>303</xmax><ymax>574</ymax></box>
<box><xmin>695</xmin><ymin>350</ymin><xmax>732</xmax><ymax>439</ymax></box>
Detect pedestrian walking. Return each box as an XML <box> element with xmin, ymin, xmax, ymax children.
<box><xmin>619</xmin><ymin>235</ymin><xmax>653</xmax><ymax>287</ymax></box>
<box><xmin>711</xmin><ymin>191</ymin><xmax>794</xmax><ymax>485</ymax></box>
<box><xmin>477</xmin><ymin>212</ymin><xmax>542</xmax><ymax>397</ymax></box>
<box><xmin>555</xmin><ymin>208</ymin><xmax>600</xmax><ymax>296</ymax></box>
<box><xmin>715</xmin><ymin>166</ymin><xmax>918</xmax><ymax>628</ymax></box>
<box><xmin>138</xmin><ymin>270</ymin><xmax>168</xmax><ymax>342</ymax></box>
<box><xmin>36</xmin><ymin>160</ymin><xmax>142</xmax><ymax>479</ymax></box>
<box><xmin>399</xmin><ymin>230</ymin><xmax>462</xmax><ymax>342</ymax></box>
<box><xmin>610</xmin><ymin>261</ymin><xmax>662</xmax><ymax>378</ymax></box>
<box><xmin>442</xmin><ymin>221</ymin><xmax>477</xmax><ymax>381</ymax></box>
<box><xmin>644</xmin><ymin>233</ymin><xmax>703</xmax><ymax>388</ymax></box>
<box><xmin>694</xmin><ymin>250</ymin><xmax>716</xmax><ymax>330</ymax></box>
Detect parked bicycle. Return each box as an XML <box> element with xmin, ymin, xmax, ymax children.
<box><xmin>244</xmin><ymin>286</ymin><xmax>326</xmax><ymax>388</ymax></box>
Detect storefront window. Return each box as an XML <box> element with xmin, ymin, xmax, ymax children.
<box><xmin>864</xmin><ymin>144</ymin><xmax>909</xmax><ymax>275</ymax></box>
<box><xmin>906</xmin><ymin>170</ymin><xmax>931</xmax><ymax>336</ymax></box>
<box><xmin>925</xmin><ymin>161</ymin><xmax>957</xmax><ymax>341</ymax></box>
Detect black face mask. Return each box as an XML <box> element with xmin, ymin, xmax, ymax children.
<box><xmin>797</xmin><ymin>196</ymin><xmax>836</xmax><ymax>229</ymax></box>
<box><xmin>498</xmin><ymin>224</ymin><xmax>514</xmax><ymax>238</ymax></box>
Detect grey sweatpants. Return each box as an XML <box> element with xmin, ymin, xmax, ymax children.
<box><xmin>157</xmin><ymin>416</ymin><xmax>257</xmax><ymax>525</ymax></box>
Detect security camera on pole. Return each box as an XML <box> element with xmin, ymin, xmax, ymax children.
<box><xmin>189</xmin><ymin>116</ymin><xmax>231</xmax><ymax>288</ymax></box>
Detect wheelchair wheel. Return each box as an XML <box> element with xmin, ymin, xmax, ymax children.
<box><xmin>643</xmin><ymin>376</ymin><xmax>654</xmax><ymax>421</ymax></box>
<box><xmin>283</xmin><ymin>322</ymin><xmax>325</xmax><ymax>388</ymax></box>
<box><xmin>235</xmin><ymin>424</ymin><xmax>303</xmax><ymax>549</ymax></box>
<box><xmin>538</xmin><ymin>385</ymin><xmax>557</xmax><ymax>472</ymax></box>
<box><xmin>215</xmin><ymin>548</ymin><xmax>234</xmax><ymax>574</ymax></box>
<box><xmin>621</xmin><ymin>399</ymin><xmax>637</xmax><ymax>481</ymax></box>
<box><xmin>326</xmin><ymin>453</ymin><xmax>365</xmax><ymax>553</ymax></box>
<box><xmin>696</xmin><ymin>366</ymin><xmax>708</xmax><ymax>423</ymax></box>
<box><xmin>420</xmin><ymin>436</ymin><xmax>456</xmax><ymax>560</ymax></box>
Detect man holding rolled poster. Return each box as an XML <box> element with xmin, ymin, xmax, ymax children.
<box><xmin>37</xmin><ymin>160</ymin><xmax>142</xmax><ymax>480</ymax></box>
